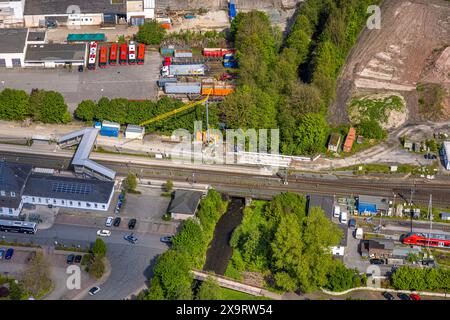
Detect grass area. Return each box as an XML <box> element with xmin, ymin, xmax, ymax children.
<box><xmin>54</xmin><ymin>245</ymin><xmax>89</xmax><ymax>253</ymax></box>
<box><xmin>348</xmin><ymin>95</ymin><xmax>405</xmax><ymax>124</ymax></box>
<box><xmin>219</xmin><ymin>287</ymin><xmax>270</xmax><ymax>300</ymax></box>
<box><xmin>432</xmin><ymin>249</ymin><xmax>450</xmax><ymax>267</ymax></box>
<box><xmin>335</xmin><ymin>162</ymin><xmax>438</xmax><ymax>176</ymax></box>
<box><xmin>0</xmin><ymin>240</ymin><xmax>41</xmax><ymax>248</ymax></box>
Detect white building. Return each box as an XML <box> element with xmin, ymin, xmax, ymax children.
<box><xmin>443</xmin><ymin>141</ymin><xmax>450</xmax><ymax>170</ymax></box>
<box><xmin>0</xmin><ymin>161</ymin><xmax>115</xmax><ymax>217</ymax></box>
<box><xmin>125</xmin><ymin>125</ymin><xmax>145</xmax><ymax>140</ymax></box>
<box><xmin>0</xmin><ymin>0</ymin><xmax>25</xmax><ymax>28</ymax></box>
<box><xmin>0</xmin><ymin>28</ymin><xmax>28</xmax><ymax>67</ymax></box>
<box><xmin>127</xmin><ymin>0</ymin><xmax>155</xmax><ymax>25</ymax></box>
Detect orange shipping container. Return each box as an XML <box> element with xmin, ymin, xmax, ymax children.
<box><xmin>201</xmin><ymin>83</ymin><xmax>235</xmax><ymax>96</ymax></box>
<box><xmin>160</xmin><ymin>23</ymin><xmax>171</xmax><ymax>29</ymax></box>
<box><xmin>343</xmin><ymin>127</ymin><xmax>356</xmax><ymax>152</ymax></box>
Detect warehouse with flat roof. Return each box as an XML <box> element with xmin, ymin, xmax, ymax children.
<box><xmin>0</xmin><ymin>27</ymin><xmax>28</xmax><ymax>67</ymax></box>
<box><xmin>24</xmin><ymin>43</ymin><xmax>87</xmax><ymax>67</ymax></box>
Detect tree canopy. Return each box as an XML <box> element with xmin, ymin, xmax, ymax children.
<box><xmin>136</xmin><ymin>21</ymin><xmax>166</xmax><ymax>45</ymax></box>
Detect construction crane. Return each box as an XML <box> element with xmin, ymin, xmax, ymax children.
<box><xmin>139</xmin><ymin>93</ymin><xmax>210</xmax><ymax>127</ymax></box>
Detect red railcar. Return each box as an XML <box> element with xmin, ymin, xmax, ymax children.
<box><xmin>119</xmin><ymin>43</ymin><xmax>128</xmax><ymax>65</ymax></box>
<box><xmin>98</xmin><ymin>46</ymin><xmax>108</xmax><ymax>68</ymax></box>
<box><xmin>400</xmin><ymin>232</ymin><xmax>450</xmax><ymax>248</ymax></box>
<box><xmin>109</xmin><ymin>43</ymin><xmax>118</xmax><ymax>65</ymax></box>
<box><xmin>137</xmin><ymin>43</ymin><xmax>145</xmax><ymax>65</ymax></box>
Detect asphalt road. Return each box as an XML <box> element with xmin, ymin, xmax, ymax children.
<box><xmin>1</xmin><ymin>223</ymin><xmax>167</xmax><ymax>300</ymax></box>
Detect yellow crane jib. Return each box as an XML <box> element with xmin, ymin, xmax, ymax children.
<box><xmin>138</xmin><ymin>94</ymin><xmax>210</xmax><ymax>127</ymax></box>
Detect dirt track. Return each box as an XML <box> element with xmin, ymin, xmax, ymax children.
<box><xmin>329</xmin><ymin>0</ymin><xmax>450</xmax><ymax>126</ymax></box>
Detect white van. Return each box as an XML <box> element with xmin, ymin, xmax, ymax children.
<box><xmin>340</xmin><ymin>211</ymin><xmax>348</xmax><ymax>224</ymax></box>
<box><xmin>333</xmin><ymin>205</ymin><xmax>341</xmax><ymax>218</ymax></box>
<box><xmin>355</xmin><ymin>228</ymin><xmax>364</xmax><ymax>240</ymax></box>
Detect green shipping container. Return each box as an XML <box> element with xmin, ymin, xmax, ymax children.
<box><xmin>67</xmin><ymin>33</ymin><xmax>106</xmax><ymax>42</ymax></box>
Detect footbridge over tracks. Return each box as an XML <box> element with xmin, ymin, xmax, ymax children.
<box><xmin>58</xmin><ymin>128</ymin><xmax>116</xmax><ymax>181</ymax></box>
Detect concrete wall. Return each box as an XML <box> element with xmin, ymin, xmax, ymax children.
<box><xmin>156</xmin><ymin>0</ymin><xmax>300</xmax><ymax>10</ymax></box>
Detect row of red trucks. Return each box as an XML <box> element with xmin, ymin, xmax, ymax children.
<box><xmin>87</xmin><ymin>41</ymin><xmax>145</xmax><ymax>70</ymax></box>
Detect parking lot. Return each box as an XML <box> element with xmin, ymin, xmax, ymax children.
<box><xmin>0</xmin><ymin>51</ymin><xmax>161</xmax><ymax>111</ymax></box>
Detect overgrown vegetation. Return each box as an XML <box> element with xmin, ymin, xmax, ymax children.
<box><xmin>225</xmin><ymin>194</ymin><xmax>359</xmax><ymax>293</ymax></box>
<box><xmin>163</xmin><ymin>30</ymin><xmax>227</xmax><ymax>48</ymax></box>
<box><xmin>417</xmin><ymin>83</ymin><xmax>447</xmax><ymax>121</ymax></box>
<box><xmin>0</xmin><ymin>88</ymin><xmax>71</xmax><ymax>123</ymax></box>
<box><xmin>147</xmin><ymin>190</ymin><xmax>228</xmax><ymax>300</ymax></box>
<box><xmin>83</xmin><ymin>238</ymin><xmax>108</xmax><ymax>279</ymax></box>
<box><xmin>348</xmin><ymin>95</ymin><xmax>405</xmax><ymax>124</ymax></box>
<box><xmin>20</xmin><ymin>252</ymin><xmax>53</xmax><ymax>298</ymax></box>
<box><xmin>220</xmin><ymin>1</ymin><xmax>381</xmax><ymax>155</ymax></box>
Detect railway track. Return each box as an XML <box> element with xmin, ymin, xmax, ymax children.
<box><xmin>2</xmin><ymin>150</ymin><xmax>450</xmax><ymax>206</ymax></box>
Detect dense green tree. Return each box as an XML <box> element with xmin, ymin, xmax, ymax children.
<box><xmin>293</xmin><ymin>113</ymin><xmax>329</xmax><ymax>155</ymax></box>
<box><xmin>264</xmin><ymin>192</ymin><xmax>307</xmax><ymax>226</ymax></box>
<box><xmin>92</xmin><ymin>238</ymin><xmax>107</xmax><ymax>258</ymax></box>
<box><xmin>172</xmin><ymin>219</ymin><xmax>206</xmax><ymax>268</ymax></box>
<box><xmin>196</xmin><ymin>277</ymin><xmax>223</xmax><ymax>300</ymax></box>
<box><xmin>136</xmin><ymin>21</ymin><xmax>166</xmax><ymax>45</ymax></box>
<box><xmin>356</xmin><ymin>120</ymin><xmax>387</xmax><ymax>140</ymax></box>
<box><xmin>150</xmin><ymin>250</ymin><xmax>193</xmax><ymax>300</ymax></box>
<box><xmin>147</xmin><ymin>278</ymin><xmax>165</xmax><ymax>300</ymax></box>
<box><xmin>123</xmin><ymin>172</ymin><xmax>138</xmax><ymax>192</ymax></box>
<box><xmin>325</xmin><ymin>261</ymin><xmax>364</xmax><ymax>292</ymax></box>
<box><xmin>30</xmin><ymin>90</ymin><xmax>70</xmax><ymax>123</ymax></box>
<box><xmin>75</xmin><ymin>100</ymin><xmax>96</xmax><ymax>121</ymax></box>
<box><xmin>89</xmin><ymin>256</ymin><xmax>105</xmax><ymax>279</ymax></box>
<box><xmin>0</xmin><ymin>88</ymin><xmax>30</xmax><ymax>120</ymax></box>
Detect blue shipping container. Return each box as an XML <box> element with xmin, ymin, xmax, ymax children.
<box><xmin>358</xmin><ymin>202</ymin><xmax>377</xmax><ymax>214</ymax></box>
<box><xmin>100</xmin><ymin>127</ymin><xmax>119</xmax><ymax>137</ymax></box>
<box><xmin>229</xmin><ymin>0</ymin><xmax>236</xmax><ymax>20</ymax></box>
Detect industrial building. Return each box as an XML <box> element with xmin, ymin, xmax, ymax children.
<box><xmin>357</xmin><ymin>195</ymin><xmax>389</xmax><ymax>215</ymax></box>
<box><xmin>442</xmin><ymin>141</ymin><xmax>450</xmax><ymax>170</ymax></box>
<box><xmin>0</xmin><ymin>161</ymin><xmax>115</xmax><ymax>217</ymax></box>
<box><xmin>168</xmin><ymin>190</ymin><xmax>204</xmax><ymax>220</ymax></box>
<box><xmin>307</xmin><ymin>194</ymin><xmax>334</xmax><ymax>219</ymax></box>
<box><xmin>360</xmin><ymin>238</ymin><xmax>395</xmax><ymax>259</ymax></box>
<box><xmin>0</xmin><ymin>0</ymin><xmax>25</xmax><ymax>28</ymax></box>
<box><xmin>0</xmin><ymin>27</ymin><xmax>27</xmax><ymax>67</ymax></box>
<box><xmin>25</xmin><ymin>43</ymin><xmax>87</xmax><ymax>67</ymax></box>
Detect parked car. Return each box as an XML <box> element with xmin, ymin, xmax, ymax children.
<box><xmin>0</xmin><ymin>248</ymin><xmax>5</xmax><ymax>260</ymax></box>
<box><xmin>369</xmin><ymin>258</ymin><xmax>385</xmax><ymax>265</ymax></box>
<box><xmin>409</xmin><ymin>293</ymin><xmax>421</xmax><ymax>300</ymax></box>
<box><xmin>160</xmin><ymin>236</ymin><xmax>173</xmax><ymax>244</ymax></box>
<box><xmin>124</xmin><ymin>234</ymin><xmax>138</xmax><ymax>244</ymax></box>
<box><xmin>74</xmin><ymin>255</ymin><xmax>82</xmax><ymax>263</ymax></box>
<box><xmin>128</xmin><ymin>218</ymin><xmax>137</xmax><ymax>230</ymax></box>
<box><xmin>97</xmin><ymin>229</ymin><xmax>111</xmax><ymax>237</ymax></box>
<box><xmin>105</xmin><ymin>216</ymin><xmax>114</xmax><ymax>227</ymax></box>
<box><xmin>88</xmin><ymin>286</ymin><xmax>101</xmax><ymax>296</ymax></box>
<box><xmin>5</xmin><ymin>248</ymin><xmax>14</xmax><ymax>260</ymax></box>
<box><xmin>78</xmin><ymin>65</ymin><xmax>83</xmax><ymax>72</ymax></box>
<box><xmin>348</xmin><ymin>218</ymin><xmax>356</xmax><ymax>229</ymax></box>
<box><xmin>113</xmin><ymin>217</ymin><xmax>121</xmax><ymax>227</ymax></box>
<box><xmin>66</xmin><ymin>254</ymin><xmax>75</xmax><ymax>264</ymax></box>
<box><xmin>398</xmin><ymin>293</ymin><xmax>411</xmax><ymax>300</ymax></box>
<box><xmin>383</xmin><ymin>292</ymin><xmax>395</xmax><ymax>300</ymax></box>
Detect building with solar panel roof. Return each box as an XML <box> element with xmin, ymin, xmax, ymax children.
<box><xmin>0</xmin><ymin>160</ymin><xmax>115</xmax><ymax>217</ymax></box>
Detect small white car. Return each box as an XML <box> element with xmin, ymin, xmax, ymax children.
<box><xmin>97</xmin><ymin>229</ymin><xmax>111</xmax><ymax>237</ymax></box>
<box><xmin>105</xmin><ymin>216</ymin><xmax>114</xmax><ymax>227</ymax></box>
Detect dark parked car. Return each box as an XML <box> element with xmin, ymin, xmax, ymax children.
<box><xmin>398</xmin><ymin>293</ymin><xmax>411</xmax><ymax>300</ymax></box>
<box><xmin>78</xmin><ymin>65</ymin><xmax>83</xmax><ymax>72</ymax></box>
<box><xmin>113</xmin><ymin>217</ymin><xmax>121</xmax><ymax>227</ymax></box>
<box><xmin>124</xmin><ymin>234</ymin><xmax>138</xmax><ymax>244</ymax></box>
<box><xmin>369</xmin><ymin>258</ymin><xmax>385</xmax><ymax>265</ymax></box>
<box><xmin>160</xmin><ymin>236</ymin><xmax>173</xmax><ymax>244</ymax></box>
<box><xmin>74</xmin><ymin>255</ymin><xmax>82</xmax><ymax>263</ymax></box>
<box><xmin>383</xmin><ymin>292</ymin><xmax>395</xmax><ymax>300</ymax></box>
<box><xmin>66</xmin><ymin>254</ymin><xmax>75</xmax><ymax>264</ymax></box>
<box><xmin>128</xmin><ymin>219</ymin><xmax>137</xmax><ymax>230</ymax></box>
<box><xmin>5</xmin><ymin>248</ymin><xmax>14</xmax><ymax>260</ymax></box>
<box><xmin>88</xmin><ymin>286</ymin><xmax>100</xmax><ymax>296</ymax></box>
<box><xmin>348</xmin><ymin>218</ymin><xmax>356</xmax><ymax>229</ymax></box>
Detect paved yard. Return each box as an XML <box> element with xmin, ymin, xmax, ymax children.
<box><xmin>0</xmin><ymin>51</ymin><xmax>161</xmax><ymax>111</ymax></box>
